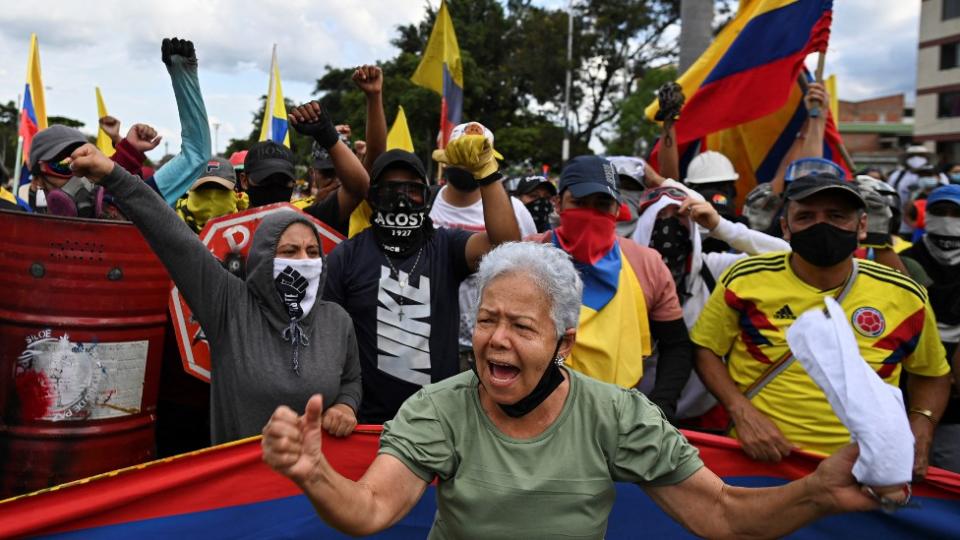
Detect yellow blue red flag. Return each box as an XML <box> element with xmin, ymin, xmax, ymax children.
<box><xmin>646</xmin><ymin>0</ymin><xmax>847</xmax><ymax>197</ymax></box>
<box><xmin>259</xmin><ymin>44</ymin><xmax>290</xmax><ymax>147</ymax></box>
<box><xmin>17</xmin><ymin>33</ymin><xmax>47</xmax><ymax>188</ymax></box>
<box><xmin>410</xmin><ymin>0</ymin><xmax>463</xmax><ymax>148</ymax></box>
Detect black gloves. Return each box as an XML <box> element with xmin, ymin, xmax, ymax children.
<box><xmin>162</xmin><ymin>37</ymin><xmax>197</xmax><ymax>66</ymax></box>
<box><xmin>289</xmin><ymin>102</ymin><xmax>340</xmax><ymax>150</ymax></box>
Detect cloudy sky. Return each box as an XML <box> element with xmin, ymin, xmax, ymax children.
<box><xmin>0</xmin><ymin>0</ymin><xmax>921</xmax><ymax>162</ymax></box>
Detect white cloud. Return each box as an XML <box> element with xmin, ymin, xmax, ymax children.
<box><xmin>0</xmin><ymin>0</ymin><xmax>922</xmax><ymax>162</ymax></box>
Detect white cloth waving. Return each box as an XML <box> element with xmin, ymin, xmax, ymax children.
<box><xmin>786</xmin><ymin>297</ymin><xmax>914</xmax><ymax>486</ymax></box>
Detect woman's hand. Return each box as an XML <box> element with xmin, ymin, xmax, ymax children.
<box><xmin>323</xmin><ymin>403</ymin><xmax>358</xmax><ymax>437</ymax></box>
<box><xmin>262</xmin><ymin>394</ymin><xmax>327</xmax><ymax>485</ymax></box>
<box><xmin>66</xmin><ymin>143</ymin><xmax>115</xmax><ymax>182</ymax></box>
<box><xmin>809</xmin><ymin>444</ymin><xmax>881</xmax><ymax>513</ymax></box>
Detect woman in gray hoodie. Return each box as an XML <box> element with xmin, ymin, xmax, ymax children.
<box><xmin>67</xmin><ymin>144</ymin><xmax>361</xmax><ymax>445</ymax></box>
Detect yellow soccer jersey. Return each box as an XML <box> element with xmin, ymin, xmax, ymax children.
<box><xmin>691</xmin><ymin>251</ymin><xmax>949</xmax><ymax>455</ymax></box>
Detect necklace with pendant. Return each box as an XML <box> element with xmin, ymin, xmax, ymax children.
<box><xmin>384</xmin><ymin>247</ymin><xmax>424</xmax><ymax>321</ymax></box>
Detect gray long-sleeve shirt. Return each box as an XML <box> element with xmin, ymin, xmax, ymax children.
<box><xmin>101</xmin><ymin>165</ymin><xmax>361</xmax><ymax>444</ymax></box>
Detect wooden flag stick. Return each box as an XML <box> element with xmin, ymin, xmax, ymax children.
<box><xmin>797</xmin><ymin>72</ymin><xmax>857</xmax><ymax>173</ymax></box>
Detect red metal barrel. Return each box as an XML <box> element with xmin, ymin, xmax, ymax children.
<box><xmin>0</xmin><ymin>209</ymin><xmax>169</xmax><ymax>497</ymax></box>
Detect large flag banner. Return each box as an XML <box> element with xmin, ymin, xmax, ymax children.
<box><xmin>410</xmin><ymin>0</ymin><xmax>463</xmax><ymax>148</ymax></box>
<box><xmin>16</xmin><ymin>33</ymin><xmax>48</xmax><ymax>188</ymax></box>
<box><xmin>95</xmin><ymin>87</ymin><xmax>116</xmax><ymax>157</ymax></box>
<box><xmin>386</xmin><ymin>105</ymin><xmax>415</xmax><ymax>152</ymax></box>
<box><xmin>646</xmin><ymin>0</ymin><xmax>846</xmax><ymax>198</ymax></box>
<box><xmin>4</xmin><ymin>428</ymin><xmax>957</xmax><ymax>538</ymax></box>
<box><xmin>258</xmin><ymin>44</ymin><xmax>290</xmax><ymax>148</ymax></box>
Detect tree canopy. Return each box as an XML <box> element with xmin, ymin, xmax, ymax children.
<box><xmin>226</xmin><ymin>0</ymin><xmax>682</xmax><ymax>174</ymax></box>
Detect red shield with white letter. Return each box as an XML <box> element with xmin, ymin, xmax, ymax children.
<box><xmin>169</xmin><ymin>203</ymin><xmax>344</xmax><ymax>382</ymax></box>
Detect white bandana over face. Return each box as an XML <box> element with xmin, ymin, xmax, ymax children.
<box><xmin>273</xmin><ymin>257</ymin><xmax>323</xmax><ymax>319</ymax></box>
<box><xmin>924</xmin><ymin>215</ymin><xmax>960</xmax><ymax>266</ymax></box>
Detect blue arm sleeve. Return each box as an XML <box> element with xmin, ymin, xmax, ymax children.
<box><xmin>153</xmin><ymin>55</ymin><xmax>211</xmax><ymax>205</ymax></box>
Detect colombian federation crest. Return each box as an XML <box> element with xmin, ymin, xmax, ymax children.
<box><xmin>852</xmin><ymin>307</ymin><xmax>886</xmax><ymax>338</ymax></box>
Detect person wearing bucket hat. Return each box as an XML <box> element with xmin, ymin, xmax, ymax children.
<box><xmin>900</xmin><ymin>184</ymin><xmax>960</xmax><ymax>473</ymax></box>
<box><xmin>524</xmin><ymin>155</ymin><xmax>693</xmax><ymax>422</ymax></box>
<box><xmin>320</xmin><ymin>139</ymin><xmax>520</xmax><ymax>424</ymax></box>
<box><xmin>692</xmin><ymin>171</ymin><xmax>950</xmax><ymax>477</ymax></box>
<box><xmin>175</xmin><ymin>157</ymin><xmax>249</xmax><ymax>233</ymax></box>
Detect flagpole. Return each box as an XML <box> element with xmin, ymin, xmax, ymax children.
<box><xmin>12</xmin><ymin>91</ymin><xmax>23</xmax><ymax>190</ymax></box>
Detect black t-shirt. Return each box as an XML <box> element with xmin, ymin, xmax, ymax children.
<box><xmin>322</xmin><ymin>226</ymin><xmax>474</xmax><ymax>423</ymax></box>
<box><xmin>302</xmin><ymin>192</ymin><xmax>347</xmax><ymax>236</ymax></box>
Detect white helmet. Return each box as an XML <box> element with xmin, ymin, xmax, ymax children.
<box><xmin>685</xmin><ymin>151</ymin><xmax>739</xmax><ymax>185</ymax></box>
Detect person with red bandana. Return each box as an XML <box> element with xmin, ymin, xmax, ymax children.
<box><xmin>527</xmin><ymin>155</ymin><xmax>692</xmax><ymax>421</ymax></box>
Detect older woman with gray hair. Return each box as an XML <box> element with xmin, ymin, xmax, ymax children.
<box><xmin>262</xmin><ymin>242</ymin><xmax>880</xmax><ymax>539</ymax></box>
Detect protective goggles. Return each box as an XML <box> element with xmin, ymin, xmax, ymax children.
<box><xmin>785</xmin><ymin>158</ymin><xmax>845</xmax><ymax>183</ymax></box>
<box><xmin>371</xmin><ymin>180</ymin><xmax>429</xmax><ymax>206</ymax></box>
<box><xmin>40</xmin><ymin>158</ymin><xmax>74</xmax><ymax>178</ymax></box>
<box><xmin>638</xmin><ymin>186</ymin><xmax>688</xmax><ymax>214</ymax></box>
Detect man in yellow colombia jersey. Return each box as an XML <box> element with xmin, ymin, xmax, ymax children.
<box><xmin>691</xmin><ymin>173</ymin><xmax>950</xmax><ymax>479</ymax></box>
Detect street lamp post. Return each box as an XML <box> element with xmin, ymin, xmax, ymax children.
<box><xmin>562</xmin><ymin>1</ymin><xmax>574</xmax><ymax>164</ymax></box>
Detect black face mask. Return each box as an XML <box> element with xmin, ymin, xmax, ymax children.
<box><xmin>525</xmin><ymin>197</ymin><xmax>554</xmax><ymax>233</ymax></box>
<box><xmin>248</xmin><ymin>182</ymin><xmax>293</xmax><ymax>207</ymax></box>
<box><xmin>444</xmin><ymin>167</ymin><xmax>477</xmax><ymax>192</ymax></box>
<box><xmin>789</xmin><ymin>222</ymin><xmax>859</xmax><ymax>267</ymax></box>
<box><xmin>651</xmin><ymin>216</ymin><xmax>692</xmax><ymax>297</ymax></box>
<box><xmin>371</xmin><ymin>184</ymin><xmax>433</xmax><ymax>258</ymax></box>
<box><xmin>472</xmin><ymin>339</ymin><xmax>565</xmax><ymax>418</ymax></box>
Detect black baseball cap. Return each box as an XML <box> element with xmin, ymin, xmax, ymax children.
<box><xmin>785</xmin><ymin>172</ymin><xmax>865</xmax><ymax>208</ymax></box>
<box><xmin>370</xmin><ymin>149</ymin><xmax>427</xmax><ymax>184</ymax></box>
<box><xmin>513</xmin><ymin>175</ymin><xmax>557</xmax><ymax>197</ymax></box>
<box><xmin>244</xmin><ymin>141</ymin><xmax>295</xmax><ymax>185</ymax></box>
<box><xmin>558</xmin><ymin>155</ymin><xmax>620</xmax><ymax>202</ymax></box>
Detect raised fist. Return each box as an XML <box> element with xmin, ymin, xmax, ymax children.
<box><xmin>99</xmin><ymin>115</ymin><xmax>122</xmax><ymax>145</ymax></box>
<box><xmin>66</xmin><ymin>143</ymin><xmax>115</xmax><ymax>182</ymax></box>
<box><xmin>352</xmin><ymin>65</ymin><xmax>383</xmax><ymax>96</ymax></box>
<box><xmin>161</xmin><ymin>37</ymin><xmax>197</xmax><ymax>66</ymax></box>
<box><xmin>125</xmin><ymin>123</ymin><xmax>162</xmax><ymax>153</ymax></box>
<box><xmin>275</xmin><ymin>265</ymin><xmax>308</xmax><ymax>319</ymax></box>
<box><xmin>289</xmin><ymin>101</ymin><xmax>339</xmax><ymax>150</ymax></box>
<box><xmin>654</xmin><ymin>81</ymin><xmax>685</xmax><ymax>123</ymax></box>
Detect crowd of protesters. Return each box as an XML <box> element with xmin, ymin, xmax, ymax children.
<box><xmin>5</xmin><ymin>35</ymin><xmax>960</xmax><ymax>536</ymax></box>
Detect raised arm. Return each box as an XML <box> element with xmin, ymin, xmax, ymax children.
<box><xmin>67</xmin><ymin>143</ymin><xmax>239</xmax><ymax>340</ymax></box>
<box><xmin>655</xmin><ymin>81</ymin><xmax>684</xmax><ymax>182</ymax></box>
<box><xmin>355</xmin><ymin>65</ymin><xmax>387</xmax><ymax>173</ymax></box>
<box><xmin>771</xmin><ymin>82</ymin><xmax>828</xmax><ymax>195</ymax></box>
<box><xmin>290</xmin><ymin>101</ymin><xmax>370</xmax><ymax>221</ymax></box>
<box><xmin>262</xmin><ymin>396</ymin><xmax>428</xmax><ymax>535</ymax></box>
<box><xmin>645</xmin><ymin>444</ymin><xmax>877</xmax><ymax>539</ymax></box>
<box><xmin>680</xmin><ymin>199</ymin><xmax>790</xmax><ymax>254</ymax></box>
<box><xmin>152</xmin><ymin>37</ymin><xmax>212</xmax><ymax>205</ymax></box>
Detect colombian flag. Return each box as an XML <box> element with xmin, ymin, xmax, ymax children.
<box><xmin>551</xmin><ymin>236</ymin><xmax>652</xmax><ymax>388</ymax></box>
<box><xmin>410</xmin><ymin>0</ymin><xmax>463</xmax><ymax>148</ymax></box>
<box><xmin>647</xmin><ymin>0</ymin><xmax>847</xmax><ymax>200</ymax></box>
<box><xmin>17</xmin><ymin>33</ymin><xmax>47</xmax><ymax>188</ymax></box>
<box><xmin>3</xmin><ymin>428</ymin><xmax>958</xmax><ymax>538</ymax></box>
<box><xmin>259</xmin><ymin>44</ymin><xmax>290</xmax><ymax>148</ymax></box>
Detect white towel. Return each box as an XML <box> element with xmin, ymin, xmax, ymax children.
<box><xmin>785</xmin><ymin>297</ymin><xmax>914</xmax><ymax>486</ymax></box>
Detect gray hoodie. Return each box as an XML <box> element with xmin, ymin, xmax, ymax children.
<box><xmin>101</xmin><ymin>166</ymin><xmax>360</xmax><ymax>444</ymax></box>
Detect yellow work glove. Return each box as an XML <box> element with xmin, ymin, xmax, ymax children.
<box><xmin>432</xmin><ymin>134</ymin><xmax>499</xmax><ymax>180</ymax></box>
